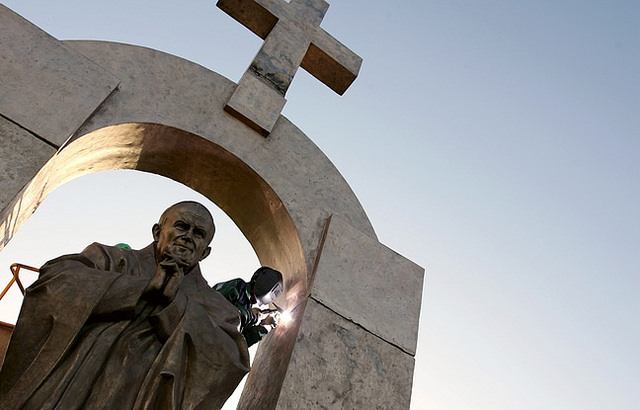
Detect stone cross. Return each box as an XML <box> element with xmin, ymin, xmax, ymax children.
<box><xmin>217</xmin><ymin>0</ymin><xmax>362</xmax><ymax>136</ymax></box>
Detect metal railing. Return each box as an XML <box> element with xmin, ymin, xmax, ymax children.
<box><xmin>0</xmin><ymin>263</ymin><xmax>39</xmax><ymax>302</ymax></box>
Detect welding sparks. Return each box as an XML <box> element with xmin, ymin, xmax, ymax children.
<box><xmin>279</xmin><ymin>310</ymin><xmax>292</xmax><ymax>325</ymax></box>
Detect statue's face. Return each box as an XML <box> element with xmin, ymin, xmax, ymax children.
<box><xmin>153</xmin><ymin>203</ymin><xmax>214</xmax><ymax>269</ymax></box>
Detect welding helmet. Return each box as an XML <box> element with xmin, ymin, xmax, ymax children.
<box><xmin>251</xmin><ymin>267</ymin><xmax>283</xmax><ymax>305</ymax></box>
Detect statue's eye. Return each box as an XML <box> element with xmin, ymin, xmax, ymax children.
<box><xmin>194</xmin><ymin>229</ymin><xmax>206</xmax><ymax>239</ymax></box>
<box><xmin>175</xmin><ymin>221</ymin><xmax>189</xmax><ymax>230</ymax></box>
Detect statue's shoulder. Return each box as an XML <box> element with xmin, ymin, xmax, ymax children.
<box><xmin>40</xmin><ymin>242</ymin><xmax>110</xmax><ymax>270</ymax></box>
<box><xmin>78</xmin><ymin>242</ymin><xmax>152</xmax><ymax>271</ymax></box>
<box><xmin>70</xmin><ymin>242</ymin><xmax>113</xmax><ymax>270</ymax></box>
<box><xmin>81</xmin><ymin>241</ymin><xmax>121</xmax><ymax>258</ymax></box>
<box><xmin>81</xmin><ymin>242</ymin><xmax>109</xmax><ymax>253</ymax></box>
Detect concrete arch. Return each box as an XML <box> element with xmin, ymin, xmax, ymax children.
<box><xmin>2</xmin><ymin>121</ymin><xmax>309</xmax><ymax>406</ymax></box>
<box><xmin>2</xmin><ymin>39</ymin><xmax>375</xmax><ymax>284</ymax></box>
<box><xmin>67</xmin><ymin>40</ymin><xmax>376</xmax><ymax>268</ymax></box>
<box><xmin>1</xmin><ymin>11</ymin><xmax>423</xmax><ymax>406</ymax></box>
<box><xmin>1</xmin><ymin>39</ymin><xmax>376</xmax><ymax>407</ymax></box>
<box><xmin>14</xmin><ymin>122</ymin><xmax>306</xmax><ymax>291</ymax></box>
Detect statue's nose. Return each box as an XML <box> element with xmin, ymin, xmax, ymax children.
<box><xmin>180</xmin><ymin>231</ymin><xmax>195</xmax><ymax>243</ymax></box>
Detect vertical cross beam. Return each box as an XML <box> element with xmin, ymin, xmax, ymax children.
<box><xmin>217</xmin><ymin>0</ymin><xmax>362</xmax><ymax>136</ymax></box>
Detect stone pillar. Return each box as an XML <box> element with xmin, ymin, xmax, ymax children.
<box><xmin>274</xmin><ymin>215</ymin><xmax>424</xmax><ymax>409</ymax></box>
<box><xmin>0</xmin><ymin>5</ymin><xmax>119</xmax><ymax>251</ymax></box>
<box><xmin>0</xmin><ymin>119</ymin><xmax>55</xmax><ymax>227</ymax></box>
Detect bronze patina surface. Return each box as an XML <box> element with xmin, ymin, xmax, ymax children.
<box><xmin>0</xmin><ymin>202</ymin><xmax>250</xmax><ymax>410</ymax></box>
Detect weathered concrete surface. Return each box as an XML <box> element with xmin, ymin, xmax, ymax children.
<box><xmin>225</xmin><ymin>71</ymin><xmax>287</xmax><ymax>136</ymax></box>
<box><xmin>0</xmin><ymin>5</ymin><xmax>119</xmax><ymax>147</ymax></box>
<box><xmin>0</xmin><ymin>117</ymin><xmax>56</xmax><ymax>216</ymax></box>
<box><xmin>277</xmin><ymin>298</ymin><xmax>416</xmax><ymax>409</ymax></box>
<box><xmin>311</xmin><ymin>215</ymin><xmax>424</xmax><ymax>355</ymax></box>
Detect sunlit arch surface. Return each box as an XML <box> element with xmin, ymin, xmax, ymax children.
<box><xmin>0</xmin><ymin>122</ymin><xmax>308</xmax><ymax>405</ymax></box>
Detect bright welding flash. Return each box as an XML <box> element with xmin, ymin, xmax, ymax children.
<box><xmin>279</xmin><ymin>310</ymin><xmax>292</xmax><ymax>325</ymax></box>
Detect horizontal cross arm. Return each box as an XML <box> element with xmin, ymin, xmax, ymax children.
<box><xmin>217</xmin><ymin>0</ymin><xmax>277</xmax><ymax>39</ymax></box>
<box><xmin>302</xmin><ymin>30</ymin><xmax>362</xmax><ymax>95</ymax></box>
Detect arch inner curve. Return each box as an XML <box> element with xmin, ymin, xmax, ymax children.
<box><xmin>0</xmin><ymin>122</ymin><xmax>308</xmax><ymax>406</ymax></box>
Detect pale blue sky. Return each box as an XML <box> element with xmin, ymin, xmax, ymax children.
<box><xmin>0</xmin><ymin>1</ymin><xmax>638</xmax><ymax>408</ymax></box>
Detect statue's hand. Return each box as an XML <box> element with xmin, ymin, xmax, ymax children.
<box><xmin>145</xmin><ymin>264</ymin><xmax>167</xmax><ymax>297</ymax></box>
<box><xmin>144</xmin><ymin>255</ymin><xmax>183</xmax><ymax>303</ymax></box>
<box><xmin>158</xmin><ymin>255</ymin><xmax>184</xmax><ymax>303</ymax></box>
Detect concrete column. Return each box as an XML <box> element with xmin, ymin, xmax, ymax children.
<box><xmin>275</xmin><ymin>215</ymin><xmax>424</xmax><ymax>408</ymax></box>
<box><xmin>0</xmin><ymin>5</ymin><xmax>119</xmax><ymax>148</ymax></box>
<box><xmin>0</xmin><ymin>5</ymin><xmax>119</xmax><ymax>250</ymax></box>
<box><xmin>0</xmin><ymin>118</ymin><xmax>56</xmax><ymax>251</ymax></box>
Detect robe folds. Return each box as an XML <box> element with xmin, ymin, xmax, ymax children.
<box><xmin>0</xmin><ymin>243</ymin><xmax>250</xmax><ymax>410</ymax></box>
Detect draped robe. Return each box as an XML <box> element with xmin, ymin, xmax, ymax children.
<box><xmin>0</xmin><ymin>243</ymin><xmax>250</xmax><ymax>410</ymax></box>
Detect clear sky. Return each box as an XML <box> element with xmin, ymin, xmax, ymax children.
<box><xmin>1</xmin><ymin>1</ymin><xmax>638</xmax><ymax>409</ymax></box>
